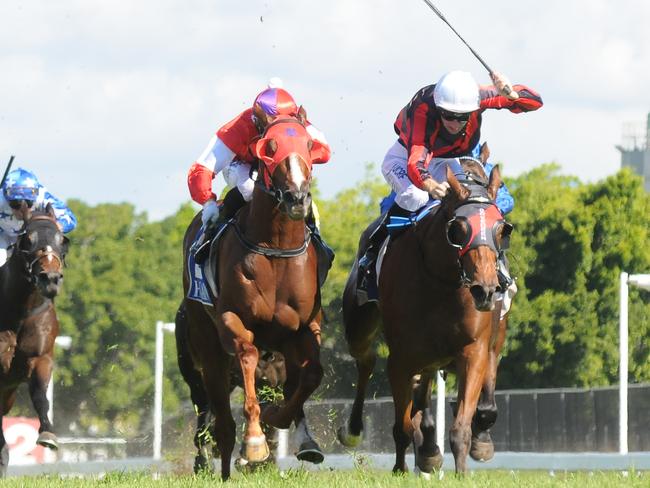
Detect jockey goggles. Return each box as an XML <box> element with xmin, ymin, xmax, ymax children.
<box><xmin>8</xmin><ymin>199</ymin><xmax>35</xmax><ymax>210</ymax></box>
<box><xmin>439</xmin><ymin>109</ymin><xmax>471</xmax><ymax>122</ymax></box>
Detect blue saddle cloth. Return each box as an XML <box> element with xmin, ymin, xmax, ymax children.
<box><xmin>187</xmin><ymin>226</ymin><xmax>215</xmax><ymax>306</ymax></box>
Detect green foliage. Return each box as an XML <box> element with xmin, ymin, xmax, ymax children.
<box><xmin>500</xmin><ymin>167</ymin><xmax>650</xmax><ymax>388</ymax></box>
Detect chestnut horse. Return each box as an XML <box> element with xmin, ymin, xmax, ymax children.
<box><xmin>338</xmin><ymin>161</ymin><xmax>511</xmax><ymax>475</ymax></box>
<box><xmin>0</xmin><ymin>205</ymin><xmax>69</xmax><ymax>476</ymax></box>
<box><xmin>182</xmin><ymin>116</ymin><xmax>327</xmax><ymax>480</ymax></box>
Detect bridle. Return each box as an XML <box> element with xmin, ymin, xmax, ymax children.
<box><xmin>445</xmin><ymin>177</ymin><xmax>512</xmax><ymax>287</ymax></box>
<box><xmin>253</xmin><ymin>117</ymin><xmax>313</xmax><ymax>210</ymax></box>
<box><xmin>15</xmin><ymin>215</ymin><xmax>66</xmax><ymax>284</ymax></box>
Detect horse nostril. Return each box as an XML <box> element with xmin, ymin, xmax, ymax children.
<box><xmin>40</xmin><ymin>272</ymin><xmax>62</xmax><ymax>286</ymax></box>
<box><xmin>469</xmin><ymin>284</ymin><xmax>488</xmax><ymax>304</ymax></box>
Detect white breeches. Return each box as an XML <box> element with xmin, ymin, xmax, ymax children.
<box><xmin>0</xmin><ymin>234</ymin><xmax>13</xmax><ymax>268</ymax></box>
<box><xmin>222</xmin><ymin>161</ymin><xmax>255</xmax><ymax>202</ymax></box>
<box><xmin>381</xmin><ymin>140</ymin><xmax>463</xmax><ymax>212</ymax></box>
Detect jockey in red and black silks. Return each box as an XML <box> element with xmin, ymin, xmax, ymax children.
<box><xmin>394</xmin><ymin>76</ymin><xmax>542</xmax><ymax>192</ymax></box>
<box><xmin>356</xmin><ymin>70</ymin><xmax>542</xmax><ymax>304</ymax></box>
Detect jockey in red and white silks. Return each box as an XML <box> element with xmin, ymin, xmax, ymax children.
<box><xmin>187</xmin><ymin>79</ymin><xmax>330</xmax><ymax>230</ymax></box>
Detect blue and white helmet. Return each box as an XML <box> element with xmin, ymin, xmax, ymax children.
<box><xmin>3</xmin><ymin>168</ymin><xmax>40</xmax><ymax>201</ymax></box>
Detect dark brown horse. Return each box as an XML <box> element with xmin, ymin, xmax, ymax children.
<box><xmin>182</xmin><ymin>115</ymin><xmax>327</xmax><ymax>480</ymax></box>
<box><xmin>0</xmin><ymin>205</ymin><xmax>68</xmax><ymax>476</ymax></box>
<box><xmin>338</xmin><ymin>160</ymin><xmax>511</xmax><ymax>475</ymax></box>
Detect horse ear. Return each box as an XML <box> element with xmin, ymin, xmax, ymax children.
<box><xmin>479</xmin><ymin>142</ymin><xmax>490</xmax><ymax>164</ymax></box>
<box><xmin>254</xmin><ymin>137</ymin><xmax>278</xmax><ymax>160</ymax></box>
<box><xmin>487</xmin><ymin>164</ymin><xmax>502</xmax><ymax>201</ymax></box>
<box><xmin>46</xmin><ymin>202</ymin><xmax>56</xmax><ymax>218</ymax></box>
<box><xmin>297</xmin><ymin>105</ymin><xmax>307</xmax><ymax>124</ymax></box>
<box><xmin>62</xmin><ymin>235</ymin><xmax>70</xmax><ymax>256</ymax></box>
<box><xmin>309</xmin><ymin>138</ymin><xmax>331</xmax><ymax>164</ymax></box>
<box><xmin>446</xmin><ymin>165</ymin><xmax>470</xmax><ymax>201</ymax></box>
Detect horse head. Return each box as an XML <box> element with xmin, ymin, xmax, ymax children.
<box><xmin>16</xmin><ymin>203</ymin><xmax>69</xmax><ymax>299</ymax></box>
<box><xmin>442</xmin><ymin>149</ymin><xmax>513</xmax><ymax>311</ymax></box>
<box><xmin>253</xmin><ymin>111</ymin><xmax>327</xmax><ymax>220</ymax></box>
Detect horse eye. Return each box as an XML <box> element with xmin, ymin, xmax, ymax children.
<box><xmin>447</xmin><ymin>219</ymin><xmax>470</xmax><ymax>248</ymax></box>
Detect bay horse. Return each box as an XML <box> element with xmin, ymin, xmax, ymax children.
<box><xmin>182</xmin><ymin>115</ymin><xmax>327</xmax><ymax>480</ymax></box>
<box><xmin>338</xmin><ymin>160</ymin><xmax>512</xmax><ymax>475</ymax></box>
<box><xmin>0</xmin><ymin>204</ymin><xmax>69</xmax><ymax>476</ymax></box>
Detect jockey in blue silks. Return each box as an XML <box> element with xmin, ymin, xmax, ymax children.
<box><xmin>0</xmin><ymin>168</ymin><xmax>77</xmax><ymax>267</ymax></box>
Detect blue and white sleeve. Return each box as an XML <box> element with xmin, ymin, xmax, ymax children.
<box><xmin>484</xmin><ymin>162</ymin><xmax>514</xmax><ymax>216</ymax></box>
<box><xmin>42</xmin><ymin>190</ymin><xmax>77</xmax><ymax>233</ymax></box>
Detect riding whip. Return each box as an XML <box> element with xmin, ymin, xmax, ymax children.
<box><xmin>420</xmin><ymin>0</ymin><xmax>517</xmax><ymax>98</ymax></box>
<box><xmin>0</xmin><ymin>155</ymin><xmax>15</xmax><ymax>189</ymax></box>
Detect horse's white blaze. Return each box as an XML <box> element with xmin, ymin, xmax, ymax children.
<box><xmin>288</xmin><ymin>154</ymin><xmax>306</xmax><ymax>189</ymax></box>
<box><xmin>293</xmin><ymin>418</ymin><xmax>315</xmax><ymax>446</ymax></box>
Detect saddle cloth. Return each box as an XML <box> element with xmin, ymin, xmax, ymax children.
<box><xmin>186</xmin><ymin>225</ymin><xmax>215</xmax><ymax>306</ymax></box>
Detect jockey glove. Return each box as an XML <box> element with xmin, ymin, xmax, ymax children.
<box><xmin>201</xmin><ymin>199</ymin><xmax>220</xmax><ymax>228</ymax></box>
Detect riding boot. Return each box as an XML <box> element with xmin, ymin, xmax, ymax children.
<box><xmin>306</xmin><ymin>211</ymin><xmax>335</xmax><ymax>268</ymax></box>
<box><xmin>194</xmin><ymin>187</ymin><xmax>247</xmax><ymax>263</ymax></box>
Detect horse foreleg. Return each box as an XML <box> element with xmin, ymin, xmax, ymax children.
<box><xmin>412</xmin><ymin>370</ymin><xmax>442</xmax><ymax>475</ymax></box>
<box><xmin>451</xmin><ymin>341</ymin><xmax>489</xmax><ymax>474</ymax></box>
<box><xmin>262</xmin><ymin>324</ymin><xmax>323</xmax><ymax>431</ymax></box>
<box><xmin>387</xmin><ymin>355</ymin><xmax>414</xmax><ymax>474</ymax></box>
<box><xmin>233</xmin><ymin>335</ymin><xmax>269</xmax><ymax>464</ymax></box>
<box><xmin>28</xmin><ymin>356</ymin><xmax>58</xmax><ymax>450</ymax></box>
<box><xmin>471</xmin><ymin>313</ymin><xmax>507</xmax><ymax>462</ymax></box>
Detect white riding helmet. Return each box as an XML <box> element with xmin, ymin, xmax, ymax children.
<box><xmin>433</xmin><ymin>71</ymin><xmax>480</xmax><ymax>113</ymax></box>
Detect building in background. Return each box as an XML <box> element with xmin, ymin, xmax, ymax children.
<box><xmin>616</xmin><ymin>113</ymin><xmax>650</xmax><ymax>192</ymax></box>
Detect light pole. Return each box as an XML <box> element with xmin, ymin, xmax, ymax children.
<box><xmin>153</xmin><ymin>321</ymin><xmax>175</xmax><ymax>460</ymax></box>
<box><xmin>618</xmin><ymin>272</ymin><xmax>650</xmax><ymax>454</ymax></box>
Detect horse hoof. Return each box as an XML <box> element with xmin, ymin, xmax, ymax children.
<box><xmin>37</xmin><ymin>432</ymin><xmax>59</xmax><ymax>450</ymax></box>
<box><xmin>243</xmin><ymin>435</ymin><xmax>270</xmax><ymax>463</ymax></box>
<box><xmin>416</xmin><ymin>451</ymin><xmax>443</xmax><ymax>472</ymax></box>
<box><xmin>296</xmin><ymin>440</ymin><xmax>324</xmax><ymax>464</ymax></box>
<box><xmin>414</xmin><ymin>466</ymin><xmax>431</xmax><ymax>480</ymax></box>
<box><xmin>336</xmin><ymin>425</ymin><xmax>362</xmax><ymax>448</ymax></box>
<box><xmin>193</xmin><ymin>454</ymin><xmax>212</xmax><ymax>474</ymax></box>
<box><xmin>470</xmin><ymin>438</ymin><xmax>494</xmax><ymax>462</ymax></box>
